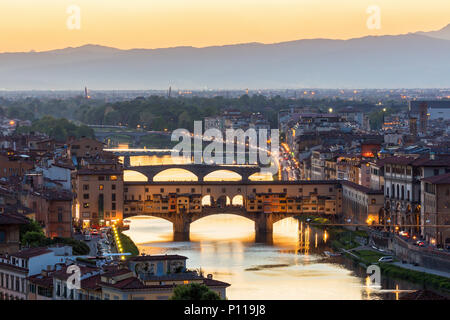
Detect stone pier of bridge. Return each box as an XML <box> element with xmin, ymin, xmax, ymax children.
<box><xmin>169</xmin><ymin>209</ymin><xmax>293</xmax><ymax>244</ymax></box>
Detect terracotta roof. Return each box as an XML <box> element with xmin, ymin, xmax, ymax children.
<box><xmin>28</xmin><ymin>273</ymin><xmax>54</xmax><ymax>288</ymax></box>
<box><xmin>383</xmin><ymin>155</ymin><xmax>450</xmax><ymax>167</ymax></box>
<box><xmin>341</xmin><ymin>180</ymin><xmax>384</xmax><ymax>195</ymax></box>
<box><xmin>11</xmin><ymin>247</ymin><xmax>52</xmax><ymax>259</ymax></box>
<box><xmin>101</xmin><ymin>276</ymin><xmax>230</xmax><ymax>291</ymax></box>
<box><xmin>0</xmin><ymin>261</ymin><xmax>29</xmax><ymax>273</ymax></box>
<box><xmin>422</xmin><ymin>173</ymin><xmax>450</xmax><ymax>184</ymax></box>
<box><xmin>53</xmin><ymin>265</ymin><xmax>100</xmax><ymax>280</ymax></box>
<box><xmin>0</xmin><ymin>211</ymin><xmax>29</xmax><ymax>225</ymax></box>
<box><xmin>81</xmin><ymin>274</ymin><xmax>102</xmax><ymax>291</ymax></box>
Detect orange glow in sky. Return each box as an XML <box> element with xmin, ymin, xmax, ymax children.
<box><xmin>0</xmin><ymin>0</ymin><xmax>449</xmax><ymax>52</ymax></box>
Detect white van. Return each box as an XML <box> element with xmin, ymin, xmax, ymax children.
<box><xmin>378</xmin><ymin>256</ymin><xmax>393</xmax><ymax>263</ymax></box>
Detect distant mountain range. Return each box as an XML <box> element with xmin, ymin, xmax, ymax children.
<box><xmin>1</xmin><ymin>24</ymin><xmax>450</xmax><ymax>90</ymax></box>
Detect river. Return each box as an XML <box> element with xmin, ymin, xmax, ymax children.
<box><xmin>121</xmin><ymin>153</ymin><xmax>421</xmax><ymax>300</ymax></box>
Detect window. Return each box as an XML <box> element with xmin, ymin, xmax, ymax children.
<box><xmin>371</xmin><ymin>199</ymin><xmax>376</xmax><ymax>204</ymax></box>
<box><xmin>145</xmin><ymin>188</ymin><xmax>149</xmax><ymax>193</ymax></box>
<box><xmin>110</xmin><ymin>175</ymin><xmax>118</xmax><ymax>181</ymax></box>
<box><xmin>0</xmin><ymin>231</ymin><xmax>5</xmax><ymax>243</ymax></box>
<box><xmin>160</xmin><ymin>188</ymin><xmax>164</xmax><ymax>193</ymax></box>
<box><xmin>112</xmin><ymin>184</ymin><xmax>116</xmax><ymax>190</ymax></box>
<box><xmin>191</xmin><ymin>188</ymin><xmax>195</xmax><ymax>193</ymax></box>
<box><xmin>112</xmin><ymin>203</ymin><xmax>116</xmax><ymax>211</ymax></box>
<box><xmin>434</xmin><ymin>169</ymin><xmax>440</xmax><ymax>176</ymax></box>
<box><xmin>83</xmin><ymin>184</ymin><xmax>89</xmax><ymax>190</ymax></box>
<box><xmin>99</xmin><ymin>185</ymin><xmax>104</xmax><ymax>191</ymax></box>
<box><xmin>83</xmin><ymin>194</ymin><xmax>89</xmax><ymax>199</ymax></box>
<box><xmin>58</xmin><ymin>208</ymin><xmax>63</xmax><ymax>222</ymax></box>
<box><xmin>176</xmin><ymin>188</ymin><xmax>180</xmax><ymax>193</ymax></box>
<box><xmin>299</xmin><ymin>188</ymin><xmax>303</xmax><ymax>193</ymax></box>
<box><xmin>112</xmin><ymin>194</ymin><xmax>116</xmax><ymax>201</ymax></box>
<box><xmin>98</xmin><ymin>176</ymin><xmax>105</xmax><ymax>181</ymax></box>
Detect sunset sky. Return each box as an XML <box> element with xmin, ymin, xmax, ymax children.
<box><xmin>0</xmin><ymin>0</ymin><xmax>449</xmax><ymax>52</ymax></box>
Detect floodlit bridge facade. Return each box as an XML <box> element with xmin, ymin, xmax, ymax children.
<box><xmin>123</xmin><ymin>179</ymin><xmax>343</xmax><ymax>242</ymax></box>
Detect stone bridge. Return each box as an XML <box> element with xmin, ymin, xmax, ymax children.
<box><xmin>126</xmin><ymin>206</ymin><xmax>298</xmax><ymax>243</ymax></box>
<box><xmin>126</xmin><ymin>164</ymin><xmax>261</xmax><ymax>182</ymax></box>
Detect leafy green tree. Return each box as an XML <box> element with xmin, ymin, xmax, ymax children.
<box><xmin>170</xmin><ymin>283</ymin><xmax>222</xmax><ymax>300</ymax></box>
<box><xmin>21</xmin><ymin>231</ymin><xmax>46</xmax><ymax>247</ymax></box>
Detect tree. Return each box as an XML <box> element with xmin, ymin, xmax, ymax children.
<box><xmin>21</xmin><ymin>231</ymin><xmax>46</xmax><ymax>247</ymax></box>
<box><xmin>170</xmin><ymin>283</ymin><xmax>222</xmax><ymax>300</ymax></box>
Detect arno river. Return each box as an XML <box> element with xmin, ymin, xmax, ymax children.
<box><xmin>122</xmin><ymin>154</ymin><xmax>421</xmax><ymax>300</ymax></box>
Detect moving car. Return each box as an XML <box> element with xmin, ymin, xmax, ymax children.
<box><xmin>378</xmin><ymin>256</ymin><xmax>394</xmax><ymax>263</ymax></box>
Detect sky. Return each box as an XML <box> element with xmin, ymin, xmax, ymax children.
<box><xmin>0</xmin><ymin>0</ymin><xmax>449</xmax><ymax>52</ymax></box>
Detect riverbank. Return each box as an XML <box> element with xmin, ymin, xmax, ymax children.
<box><xmin>296</xmin><ymin>215</ymin><xmax>450</xmax><ymax>295</ymax></box>
<box><xmin>119</xmin><ymin>228</ymin><xmax>140</xmax><ymax>256</ymax></box>
<box><xmin>111</xmin><ymin>227</ymin><xmax>140</xmax><ymax>257</ymax></box>
<box><xmin>331</xmin><ymin>226</ymin><xmax>450</xmax><ymax>296</ymax></box>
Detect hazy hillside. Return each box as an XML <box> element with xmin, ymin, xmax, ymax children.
<box><xmin>417</xmin><ymin>24</ymin><xmax>450</xmax><ymax>40</ymax></box>
<box><xmin>1</xmin><ymin>31</ymin><xmax>450</xmax><ymax>90</ymax></box>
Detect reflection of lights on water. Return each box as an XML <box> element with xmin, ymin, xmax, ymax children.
<box><xmin>315</xmin><ymin>233</ymin><xmax>318</xmax><ymax>248</ymax></box>
<box><xmin>365</xmin><ymin>276</ymin><xmax>371</xmax><ymax>299</ymax></box>
<box><xmin>396</xmin><ymin>284</ymin><xmax>399</xmax><ymax>300</ymax></box>
<box><xmin>323</xmin><ymin>230</ymin><xmax>328</xmax><ymax>243</ymax></box>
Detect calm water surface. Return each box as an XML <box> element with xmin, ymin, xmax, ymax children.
<box><xmin>124</xmin><ymin>215</ymin><xmax>419</xmax><ymax>300</ymax></box>
<box><xmin>121</xmin><ymin>153</ymin><xmax>419</xmax><ymax>300</ymax></box>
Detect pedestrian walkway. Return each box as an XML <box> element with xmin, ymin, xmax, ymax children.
<box><xmin>392</xmin><ymin>262</ymin><xmax>450</xmax><ymax>279</ymax></box>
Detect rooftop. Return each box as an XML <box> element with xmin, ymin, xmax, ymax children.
<box><xmin>422</xmin><ymin>172</ymin><xmax>450</xmax><ymax>185</ymax></box>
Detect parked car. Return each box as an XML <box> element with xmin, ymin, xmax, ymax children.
<box><xmin>91</xmin><ymin>229</ymin><xmax>99</xmax><ymax>236</ymax></box>
<box><xmin>84</xmin><ymin>234</ymin><xmax>92</xmax><ymax>241</ymax></box>
<box><xmin>415</xmin><ymin>240</ymin><xmax>425</xmax><ymax>247</ymax></box>
<box><xmin>399</xmin><ymin>231</ymin><xmax>409</xmax><ymax>238</ymax></box>
<box><xmin>378</xmin><ymin>256</ymin><xmax>394</xmax><ymax>263</ymax></box>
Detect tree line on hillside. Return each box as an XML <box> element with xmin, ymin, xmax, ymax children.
<box><xmin>1</xmin><ymin>95</ymin><xmax>407</xmax><ymax>132</ymax></box>
<box><xmin>15</xmin><ymin>116</ymin><xmax>95</xmax><ymax>142</ymax></box>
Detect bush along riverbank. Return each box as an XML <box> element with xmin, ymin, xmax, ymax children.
<box><xmin>118</xmin><ymin>228</ymin><xmax>139</xmax><ymax>257</ymax></box>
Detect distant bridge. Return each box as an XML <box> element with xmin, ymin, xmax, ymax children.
<box><xmin>126</xmin><ymin>164</ymin><xmax>262</xmax><ymax>182</ymax></box>
<box><xmin>94</xmin><ymin>129</ymin><xmax>170</xmax><ymax>144</ymax></box>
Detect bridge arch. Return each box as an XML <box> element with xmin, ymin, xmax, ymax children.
<box><xmin>201</xmin><ymin>195</ymin><xmax>213</xmax><ymax>206</ymax></box>
<box><xmin>124</xmin><ymin>170</ymin><xmax>149</xmax><ymax>182</ymax></box>
<box><xmin>203</xmin><ymin>170</ymin><xmax>242</xmax><ymax>182</ymax></box>
<box><xmin>153</xmin><ymin>168</ymin><xmax>199</xmax><ymax>182</ymax></box>
<box><xmin>231</xmin><ymin>195</ymin><xmax>244</xmax><ymax>206</ymax></box>
<box><xmin>216</xmin><ymin>195</ymin><xmax>231</xmax><ymax>207</ymax></box>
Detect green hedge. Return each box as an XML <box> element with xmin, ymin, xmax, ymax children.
<box><xmin>380</xmin><ymin>264</ymin><xmax>450</xmax><ymax>293</ymax></box>
<box><xmin>118</xmin><ymin>231</ymin><xmax>139</xmax><ymax>256</ymax></box>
